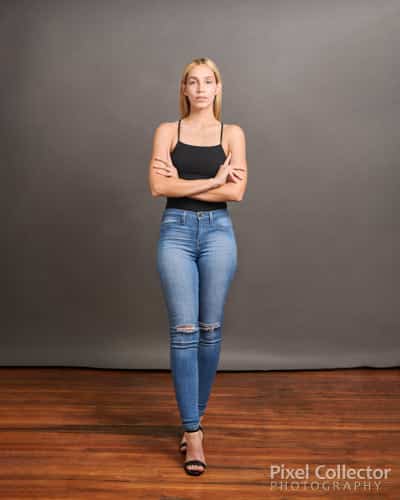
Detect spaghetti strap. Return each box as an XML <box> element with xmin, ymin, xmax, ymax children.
<box><xmin>220</xmin><ymin>122</ymin><xmax>224</xmax><ymax>144</ymax></box>
<box><xmin>177</xmin><ymin>119</ymin><xmax>181</xmax><ymax>141</ymax></box>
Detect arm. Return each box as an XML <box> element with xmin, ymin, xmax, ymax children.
<box><xmin>156</xmin><ymin>176</ymin><xmax>220</xmax><ymax>198</ymax></box>
<box><xmin>187</xmin><ymin>182</ymin><xmax>240</xmax><ymax>202</ymax></box>
<box><xmin>148</xmin><ymin>123</ymin><xmax>221</xmax><ymax>197</ymax></box>
<box><xmin>188</xmin><ymin>124</ymin><xmax>248</xmax><ymax>202</ymax></box>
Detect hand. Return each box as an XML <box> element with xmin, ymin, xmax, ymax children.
<box><xmin>227</xmin><ymin>161</ymin><xmax>245</xmax><ymax>183</ymax></box>
<box><xmin>214</xmin><ymin>152</ymin><xmax>246</xmax><ymax>186</ymax></box>
<box><xmin>213</xmin><ymin>152</ymin><xmax>232</xmax><ymax>187</ymax></box>
<box><xmin>152</xmin><ymin>152</ymin><xmax>179</xmax><ymax>178</ymax></box>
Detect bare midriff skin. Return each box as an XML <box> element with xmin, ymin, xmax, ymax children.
<box><xmin>181</xmin><ymin>415</ymin><xmax>206</xmax><ymax>472</ymax></box>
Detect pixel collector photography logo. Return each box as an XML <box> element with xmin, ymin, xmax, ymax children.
<box><xmin>267</xmin><ymin>463</ymin><xmax>392</xmax><ymax>493</ymax></box>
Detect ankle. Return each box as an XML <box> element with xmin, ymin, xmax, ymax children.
<box><xmin>184</xmin><ymin>427</ymin><xmax>202</xmax><ymax>438</ymax></box>
<box><xmin>185</xmin><ymin>426</ymin><xmax>201</xmax><ymax>434</ymax></box>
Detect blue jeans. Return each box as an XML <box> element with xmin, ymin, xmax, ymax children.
<box><xmin>156</xmin><ymin>208</ymin><xmax>238</xmax><ymax>431</ymax></box>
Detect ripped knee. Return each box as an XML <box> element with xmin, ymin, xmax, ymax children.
<box><xmin>173</xmin><ymin>323</ymin><xmax>198</xmax><ymax>333</ymax></box>
<box><xmin>199</xmin><ymin>321</ymin><xmax>221</xmax><ymax>332</ymax></box>
<box><xmin>199</xmin><ymin>321</ymin><xmax>222</xmax><ymax>345</ymax></box>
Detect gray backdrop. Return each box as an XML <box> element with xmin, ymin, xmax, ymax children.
<box><xmin>3</xmin><ymin>0</ymin><xmax>400</xmax><ymax>369</ymax></box>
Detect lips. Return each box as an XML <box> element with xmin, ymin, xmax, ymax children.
<box><xmin>196</xmin><ymin>97</ymin><xmax>207</xmax><ymax>100</ymax></box>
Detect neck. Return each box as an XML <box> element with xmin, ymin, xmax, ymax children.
<box><xmin>184</xmin><ymin>108</ymin><xmax>219</xmax><ymax>127</ymax></box>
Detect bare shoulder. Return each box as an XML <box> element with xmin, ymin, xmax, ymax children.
<box><xmin>225</xmin><ymin>123</ymin><xmax>246</xmax><ymax>138</ymax></box>
<box><xmin>154</xmin><ymin>121</ymin><xmax>176</xmax><ymax>134</ymax></box>
<box><xmin>225</xmin><ymin>123</ymin><xmax>246</xmax><ymax>151</ymax></box>
<box><xmin>152</xmin><ymin>121</ymin><xmax>177</xmax><ymax>148</ymax></box>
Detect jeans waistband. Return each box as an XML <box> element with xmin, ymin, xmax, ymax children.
<box><xmin>163</xmin><ymin>208</ymin><xmax>229</xmax><ymax>224</ymax></box>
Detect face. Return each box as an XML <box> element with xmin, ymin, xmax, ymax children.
<box><xmin>183</xmin><ymin>65</ymin><xmax>221</xmax><ymax>108</ymax></box>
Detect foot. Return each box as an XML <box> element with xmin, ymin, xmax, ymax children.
<box><xmin>184</xmin><ymin>428</ymin><xmax>206</xmax><ymax>474</ymax></box>
<box><xmin>180</xmin><ymin>416</ymin><xmax>204</xmax><ymax>451</ymax></box>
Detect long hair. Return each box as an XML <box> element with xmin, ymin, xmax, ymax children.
<box><xmin>178</xmin><ymin>57</ymin><xmax>222</xmax><ymax>120</ymax></box>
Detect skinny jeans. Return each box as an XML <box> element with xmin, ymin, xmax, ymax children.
<box><xmin>156</xmin><ymin>208</ymin><xmax>237</xmax><ymax>431</ymax></box>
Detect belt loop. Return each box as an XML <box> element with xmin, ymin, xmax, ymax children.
<box><xmin>209</xmin><ymin>211</ymin><xmax>213</xmax><ymax>225</ymax></box>
<box><xmin>182</xmin><ymin>211</ymin><xmax>186</xmax><ymax>225</ymax></box>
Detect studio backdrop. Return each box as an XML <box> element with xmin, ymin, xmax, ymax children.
<box><xmin>3</xmin><ymin>0</ymin><xmax>399</xmax><ymax>369</ymax></box>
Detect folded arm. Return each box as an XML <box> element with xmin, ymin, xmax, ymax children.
<box><xmin>152</xmin><ymin>176</ymin><xmax>220</xmax><ymax>198</ymax></box>
<box><xmin>148</xmin><ymin>122</ymin><xmax>248</xmax><ymax>202</ymax></box>
<box><xmin>149</xmin><ymin>123</ymin><xmax>221</xmax><ymax>197</ymax></box>
<box><xmin>188</xmin><ymin>182</ymin><xmax>241</xmax><ymax>202</ymax></box>
<box><xmin>188</xmin><ymin>124</ymin><xmax>248</xmax><ymax>202</ymax></box>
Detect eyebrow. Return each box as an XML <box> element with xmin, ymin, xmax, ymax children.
<box><xmin>187</xmin><ymin>75</ymin><xmax>214</xmax><ymax>80</ymax></box>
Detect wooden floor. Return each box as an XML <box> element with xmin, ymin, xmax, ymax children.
<box><xmin>0</xmin><ymin>367</ymin><xmax>399</xmax><ymax>499</ymax></box>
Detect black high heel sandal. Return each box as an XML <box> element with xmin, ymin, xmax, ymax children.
<box><xmin>179</xmin><ymin>424</ymin><xmax>203</xmax><ymax>453</ymax></box>
<box><xmin>182</xmin><ymin>426</ymin><xmax>207</xmax><ymax>476</ymax></box>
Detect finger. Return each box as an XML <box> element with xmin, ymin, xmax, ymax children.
<box><xmin>231</xmin><ymin>168</ymin><xmax>243</xmax><ymax>179</ymax></box>
<box><xmin>153</xmin><ymin>165</ymin><xmax>169</xmax><ymax>170</ymax></box>
<box><xmin>227</xmin><ymin>172</ymin><xmax>238</xmax><ymax>183</ymax></box>
<box><xmin>228</xmin><ymin>168</ymin><xmax>242</xmax><ymax>181</ymax></box>
<box><xmin>153</xmin><ymin>166</ymin><xmax>169</xmax><ymax>173</ymax></box>
<box><xmin>154</xmin><ymin>166</ymin><xmax>171</xmax><ymax>176</ymax></box>
<box><xmin>224</xmin><ymin>151</ymin><xmax>232</xmax><ymax>165</ymax></box>
<box><xmin>231</xmin><ymin>170</ymin><xmax>243</xmax><ymax>179</ymax></box>
<box><xmin>154</xmin><ymin>157</ymin><xmax>170</xmax><ymax>166</ymax></box>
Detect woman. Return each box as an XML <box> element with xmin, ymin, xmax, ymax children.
<box><xmin>148</xmin><ymin>57</ymin><xmax>248</xmax><ymax>476</ymax></box>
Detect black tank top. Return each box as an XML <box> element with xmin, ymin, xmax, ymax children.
<box><xmin>165</xmin><ymin>119</ymin><xmax>228</xmax><ymax>211</ymax></box>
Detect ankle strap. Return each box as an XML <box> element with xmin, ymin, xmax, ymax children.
<box><xmin>185</xmin><ymin>424</ymin><xmax>203</xmax><ymax>433</ymax></box>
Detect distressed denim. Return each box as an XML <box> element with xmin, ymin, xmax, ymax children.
<box><xmin>156</xmin><ymin>208</ymin><xmax>237</xmax><ymax>431</ymax></box>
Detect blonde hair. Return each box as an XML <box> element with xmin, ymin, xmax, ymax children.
<box><xmin>178</xmin><ymin>57</ymin><xmax>222</xmax><ymax>120</ymax></box>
